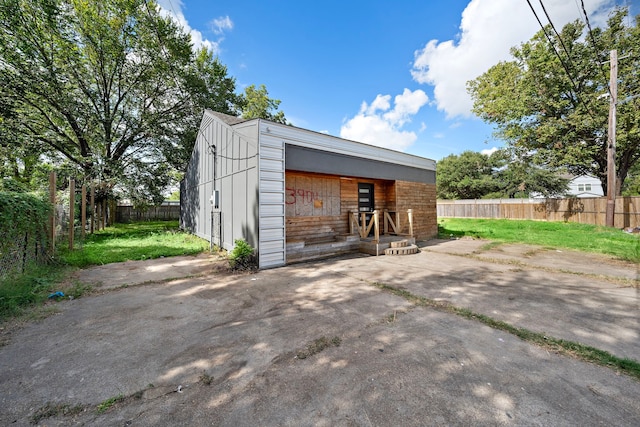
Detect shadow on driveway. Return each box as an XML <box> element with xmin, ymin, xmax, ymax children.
<box><xmin>0</xmin><ymin>240</ymin><xmax>639</xmax><ymax>425</ymax></box>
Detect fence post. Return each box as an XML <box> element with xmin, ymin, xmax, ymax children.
<box><xmin>81</xmin><ymin>184</ymin><xmax>86</xmax><ymax>239</ymax></box>
<box><xmin>102</xmin><ymin>199</ymin><xmax>107</xmax><ymax>228</ymax></box>
<box><xmin>69</xmin><ymin>178</ymin><xmax>75</xmax><ymax>250</ymax></box>
<box><xmin>90</xmin><ymin>183</ymin><xmax>95</xmax><ymax>234</ymax></box>
<box><xmin>49</xmin><ymin>172</ymin><xmax>56</xmax><ymax>254</ymax></box>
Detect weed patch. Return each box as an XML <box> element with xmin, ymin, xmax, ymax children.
<box><xmin>296</xmin><ymin>336</ymin><xmax>342</xmax><ymax>360</ymax></box>
<box><xmin>199</xmin><ymin>372</ymin><xmax>214</xmax><ymax>386</ymax></box>
<box><xmin>228</xmin><ymin>239</ymin><xmax>257</xmax><ymax>271</ymax></box>
<box><xmin>96</xmin><ymin>394</ymin><xmax>125</xmax><ymax>414</ymax></box>
<box><xmin>0</xmin><ymin>263</ymin><xmax>71</xmax><ymax>322</ymax></box>
<box><xmin>372</xmin><ymin>282</ymin><xmax>640</xmax><ymax>381</ymax></box>
<box><xmin>30</xmin><ymin>402</ymin><xmax>87</xmax><ymax>424</ymax></box>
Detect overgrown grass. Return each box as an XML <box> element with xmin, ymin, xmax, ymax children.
<box><xmin>438</xmin><ymin>218</ymin><xmax>640</xmax><ymax>263</ymax></box>
<box><xmin>1</xmin><ymin>221</ymin><xmax>208</xmax><ymax>322</ymax></box>
<box><xmin>58</xmin><ymin>221</ymin><xmax>209</xmax><ymax>268</ymax></box>
<box><xmin>0</xmin><ymin>263</ymin><xmax>72</xmax><ymax>321</ymax></box>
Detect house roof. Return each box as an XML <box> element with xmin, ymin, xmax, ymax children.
<box><xmin>208</xmin><ymin>111</ymin><xmax>250</xmax><ymax>126</ymax></box>
<box><xmin>204</xmin><ymin>109</ymin><xmax>436</xmax><ymax>171</ymax></box>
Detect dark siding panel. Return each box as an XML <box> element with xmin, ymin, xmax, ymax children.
<box><xmin>285</xmin><ymin>145</ymin><xmax>435</xmax><ymax>184</ymax></box>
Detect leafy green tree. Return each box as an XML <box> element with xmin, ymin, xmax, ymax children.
<box><xmin>437</xmin><ymin>151</ymin><xmax>500</xmax><ymax>199</ymax></box>
<box><xmin>437</xmin><ymin>149</ymin><xmax>568</xmax><ymax>199</ymax></box>
<box><xmin>172</xmin><ymin>48</ymin><xmax>242</xmax><ymax>172</ymax></box>
<box><xmin>491</xmin><ymin>149</ymin><xmax>569</xmax><ymax>198</ymax></box>
<box><xmin>240</xmin><ymin>84</ymin><xmax>288</xmax><ymax>124</ymax></box>
<box><xmin>0</xmin><ymin>0</ymin><xmax>241</xmax><ymax>205</ymax></box>
<box><xmin>468</xmin><ymin>8</ymin><xmax>640</xmax><ymax>196</ymax></box>
<box><xmin>622</xmin><ymin>161</ymin><xmax>640</xmax><ymax>195</ymax></box>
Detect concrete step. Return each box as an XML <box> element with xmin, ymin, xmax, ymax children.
<box><xmin>384</xmin><ymin>244</ymin><xmax>419</xmax><ymax>256</ymax></box>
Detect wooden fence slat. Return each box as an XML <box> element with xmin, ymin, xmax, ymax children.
<box><xmin>437</xmin><ymin>197</ymin><xmax>640</xmax><ymax>228</ymax></box>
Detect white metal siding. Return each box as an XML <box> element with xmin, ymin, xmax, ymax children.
<box><xmin>258</xmin><ymin>125</ymin><xmax>286</xmax><ymax>268</ymax></box>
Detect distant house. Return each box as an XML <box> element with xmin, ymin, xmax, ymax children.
<box><xmin>567</xmin><ymin>175</ymin><xmax>604</xmax><ymax>198</ymax></box>
<box><xmin>529</xmin><ymin>174</ymin><xmax>604</xmax><ymax>199</ymax></box>
<box><xmin>180</xmin><ymin>110</ymin><xmax>437</xmax><ymax>269</ymax></box>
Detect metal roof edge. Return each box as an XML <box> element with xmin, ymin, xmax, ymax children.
<box><xmin>258</xmin><ymin>120</ymin><xmax>436</xmax><ymax>171</ymax></box>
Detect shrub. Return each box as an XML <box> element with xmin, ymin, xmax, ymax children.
<box><xmin>0</xmin><ymin>191</ymin><xmax>51</xmax><ymax>277</ymax></box>
<box><xmin>228</xmin><ymin>238</ymin><xmax>257</xmax><ymax>271</ymax></box>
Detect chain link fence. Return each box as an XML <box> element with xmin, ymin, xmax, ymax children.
<box><xmin>0</xmin><ymin>175</ymin><xmax>113</xmax><ymax>279</ymax></box>
<box><xmin>0</xmin><ymin>227</ymin><xmax>49</xmax><ymax>279</ymax></box>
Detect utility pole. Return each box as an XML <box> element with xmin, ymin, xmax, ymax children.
<box><xmin>605</xmin><ymin>49</ymin><xmax>617</xmax><ymax>228</ymax></box>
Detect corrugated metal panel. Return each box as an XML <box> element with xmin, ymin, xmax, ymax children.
<box><xmin>260</xmin><ymin>170</ymin><xmax>284</xmax><ymax>181</ymax></box>
<box><xmin>260</xmin><ymin>203</ymin><xmax>284</xmax><ymax>217</ymax></box>
<box><xmin>258</xmin><ymin>128</ymin><xmax>286</xmax><ymax>268</ymax></box>
<box><xmin>260</xmin><ymin>216</ymin><xmax>284</xmax><ymax>228</ymax></box>
<box><xmin>260</xmin><ymin>158</ymin><xmax>284</xmax><ymax>172</ymax></box>
<box><xmin>261</xmin><ymin>228</ymin><xmax>284</xmax><ymax>241</ymax></box>
<box><xmin>261</xmin><ymin>145</ymin><xmax>284</xmax><ymax>160</ymax></box>
<box><xmin>260</xmin><ymin>179</ymin><xmax>284</xmax><ymax>192</ymax></box>
<box><xmin>260</xmin><ymin>240</ymin><xmax>285</xmax><ymax>252</ymax></box>
<box><xmin>260</xmin><ymin>192</ymin><xmax>284</xmax><ymax>204</ymax></box>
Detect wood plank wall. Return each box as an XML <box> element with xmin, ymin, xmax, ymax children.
<box><xmin>395</xmin><ymin>181</ymin><xmax>438</xmax><ymax>239</ymax></box>
<box><xmin>285</xmin><ymin>171</ymin><xmax>396</xmax><ymax>242</ymax></box>
<box><xmin>285</xmin><ymin>171</ymin><xmax>344</xmax><ymax>242</ymax></box>
<box><xmin>285</xmin><ymin>171</ymin><xmax>438</xmax><ymax>242</ymax></box>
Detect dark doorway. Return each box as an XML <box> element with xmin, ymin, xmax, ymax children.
<box><xmin>358</xmin><ymin>183</ymin><xmax>375</xmax><ymax>212</ymax></box>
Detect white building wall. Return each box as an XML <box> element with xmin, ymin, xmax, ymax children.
<box><xmin>568</xmin><ymin>175</ymin><xmax>604</xmax><ymax>198</ymax></box>
<box><xmin>181</xmin><ymin>111</ymin><xmax>259</xmax><ymax>251</ymax></box>
<box><xmin>257</xmin><ymin>121</ymin><xmax>286</xmax><ymax>268</ymax></box>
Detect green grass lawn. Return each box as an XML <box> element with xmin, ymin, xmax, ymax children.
<box><xmin>57</xmin><ymin>220</ymin><xmax>210</xmax><ymax>268</ymax></box>
<box><xmin>1</xmin><ymin>221</ymin><xmax>209</xmax><ymax>320</ymax></box>
<box><xmin>438</xmin><ymin>218</ymin><xmax>640</xmax><ymax>263</ymax></box>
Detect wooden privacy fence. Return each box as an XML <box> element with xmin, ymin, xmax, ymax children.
<box><xmin>437</xmin><ymin>197</ymin><xmax>640</xmax><ymax>229</ymax></box>
<box><xmin>116</xmin><ymin>202</ymin><xmax>180</xmax><ymax>222</ymax></box>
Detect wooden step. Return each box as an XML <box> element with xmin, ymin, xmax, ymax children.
<box><xmin>384</xmin><ymin>244</ymin><xmax>419</xmax><ymax>255</ymax></box>
<box><xmin>389</xmin><ymin>239</ymin><xmax>409</xmax><ymax>248</ymax></box>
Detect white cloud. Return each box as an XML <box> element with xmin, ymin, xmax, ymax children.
<box><xmin>340</xmin><ymin>89</ymin><xmax>429</xmax><ymax>151</ymax></box>
<box><xmin>211</xmin><ymin>16</ymin><xmax>233</xmax><ymax>35</ymax></box>
<box><xmin>156</xmin><ymin>0</ymin><xmax>229</xmax><ymax>54</ymax></box>
<box><xmin>411</xmin><ymin>0</ymin><xmax>614</xmax><ymax>118</ymax></box>
<box><xmin>481</xmin><ymin>147</ymin><xmax>499</xmax><ymax>156</ymax></box>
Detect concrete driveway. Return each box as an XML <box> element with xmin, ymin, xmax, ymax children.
<box><xmin>0</xmin><ymin>239</ymin><xmax>638</xmax><ymax>426</ymax></box>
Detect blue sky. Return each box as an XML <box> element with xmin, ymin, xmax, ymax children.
<box><xmin>158</xmin><ymin>0</ymin><xmax>637</xmax><ymax>162</ymax></box>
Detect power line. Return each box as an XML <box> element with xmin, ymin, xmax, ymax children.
<box><xmin>579</xmin><ymin>0</ymin><xmax>612</xmax><ymax>96</ymax></box>
<box><xmin>538</xmin><ymin>0</ymin><xmax>576</xmax><ymax>68</ymax></box>
<box><xmin>525</xmin><ymin>0</ymin><xmax>595</xmax><ymax>117</ymax></box>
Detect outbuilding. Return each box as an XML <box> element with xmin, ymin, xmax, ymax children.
<box><xmin>180</xmin><ymin>110</ymin><xmax>437</xmax><ymax>269</ymax></box>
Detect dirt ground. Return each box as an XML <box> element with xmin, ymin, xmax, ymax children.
<box><xmin>0</xmin><ymin>238</ymin><xmax>638</xmax><ymax>426</ymax></box>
